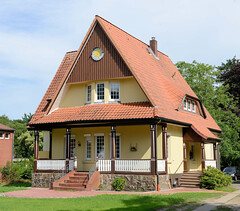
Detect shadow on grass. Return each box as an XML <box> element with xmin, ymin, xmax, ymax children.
<box><xmin>4</xmin><ymin>182</ymin><xmax>31</xmax><ymax>187</ymax></box>
<box><xmin>57</xmin><ymin>195</ymin><xmax>186</xmax><ymax>211</ymax></box>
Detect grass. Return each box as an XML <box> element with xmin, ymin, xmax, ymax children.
<box><xmin>215</xmin><ymin>186</ymin><xmax>238</xmax><ymax>192</ymax></box>
<box><xmin>0</xmin><ymin>182</ymin><xmax>31</xmax><ymax>193</ymax></box>
<box><xmin>0</xmin><ymin>192</ymin><xmax>223</xmax><ymax>211</ymax></box>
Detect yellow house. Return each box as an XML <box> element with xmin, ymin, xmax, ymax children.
<box><xmin>28</xmin><ymin>16</ymin><xmax>221</xmax><ymax>191</ymax></box>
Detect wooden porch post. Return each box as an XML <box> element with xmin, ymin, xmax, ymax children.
<box><xmin>111</xmin><ymin>126</ymin><xmax>116</xmax><ymax>174</ymax></box>
<box><xmin>34</xmin><ymin>130</ymin><xmax>39</xmax><ymax>172</ymax></box>
<box><xmin>66</xmin><ymin>128</ymin><xmax>71</xmax><ymax>173</ymax></box>
<box><xmin>150</xmin><ymin>125</ymin><xmax>156</xmax><ymax>175</ymax></box>
<box><xmin>162</xmin><ymin>124</ymin><xmax>168</xmax><ymax>173</ymax></box>
<box><xmin>201</xmin><ymin>142</ymin><xmax>205</xmax><ymax>171</ymax></box>
<box><xmin>183</xmin><ymin>142</ymin><xmax>187</xmax><ymax>172</ymax></box>
<box><xmin>49</xmin><ymin>129</ymin><xmax>52</xmax><ymax>159</ymax></box>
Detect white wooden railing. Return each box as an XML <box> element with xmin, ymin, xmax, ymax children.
<box><xmin>157</xmin><ymin>160</ymin><xmax>166</xmax><ymax>172</ymax></box>
<box><xmin>97</xmin><ymin>159</ymin><xmax>111</xmax><ymax>171</ymax></box>
<box><xmin>205</xmin><ymin>160</ymin><xmax>217</xmax><ymax>168</ymax></box>
<box><xmin>115</xmin><ymin>159</ymin><xmax>151</xmax><ymax>172</ymax></box>
<box><xmin>37</xmin><ymin>160</ymin><xmax>66</xmax><ymax>170</ymax></box>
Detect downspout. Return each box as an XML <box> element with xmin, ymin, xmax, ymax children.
<box><xmin>155</xmin><ymin>119</ymin><xmax>161</xmax><ymax>191</ymax></box>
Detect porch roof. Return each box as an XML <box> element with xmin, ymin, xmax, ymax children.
<box><xmin>29</xmin><ymin>102</ymin><xmax>155</xmax><ymax>124</ymax></box>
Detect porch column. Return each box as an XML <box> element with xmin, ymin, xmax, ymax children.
<box><xmin>34</xmin><ymin>130</ymin><xmax>39</xmax><ymax>172</ymax></box>
<box><xmin>150</xmin><ymin>124</ymin><xmax>156</xmax><ymax>175</ymax></box>
<box><xmin>66</xmin><ymin>128</ymin><xmax>71</xmax><ymax>172</ymax></box>
<box><xmin>201</xmin><ymin>142</ymin><xmax>205</xmax><ymax>171</ymax></box>
<box><xmin>49</xmin><ymin>129</ymin><xmax>52</xmax><ymax>159</ymax></box>
<box><xmin>213</xmin><ymin>143</ymin><xmax>217</xmax><ymax>168</ymax></box>
<box><xmin>183</xmin><ymin>143</ymin><xmax>187</xmax><ymax>172</ymax></box>
<box><xmin>162</xmin><ymin>124</ymin><xmax>168</xmax><ymax>173</ymax></box>
<box><xmin>111</xmin><ymin>126</ymin><xmax>116</xmax><ymax>174</ymax></box>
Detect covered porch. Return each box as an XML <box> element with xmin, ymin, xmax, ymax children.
<box><xmin>33</xmin><ymin>122</ymin><xmax>169</xmax><ymax>175</ymax></box>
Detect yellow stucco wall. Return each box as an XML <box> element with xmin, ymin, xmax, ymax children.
<box><xmin>205</xmin><ymin>143</ymin><xmax>214</xmax><ymax>160</ymax></box>
<box><xmin>186</xmin><ymin>142</ymin><xmax>202</xmax><ymax>171</ymax></box>
<box><xmin>59</xmin><ymin>77</ymin><xmax>148</xmax><ymax>108</ymax></box>
<box><xmin>167</xmin><ymin>125</ymin><xmax>184</xmax><ymax>174</ymax></box>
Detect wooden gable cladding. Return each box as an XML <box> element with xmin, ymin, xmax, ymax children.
<box><xmin>67</xmin><ymin>23</ymin><xmax>132</xmax><ymax>84</ymax></box>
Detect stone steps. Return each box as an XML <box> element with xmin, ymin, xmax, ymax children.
<box><xmin>179</xmin><ymin>171</ymin><xmax>202</xmax><ymax>188</ymax></box>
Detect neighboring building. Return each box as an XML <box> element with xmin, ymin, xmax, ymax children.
<box><xmin>28</xmin><ymin>16</ymin><xmax>221</xmax><ymax>191</ymax></box>
<box><xmin>0</xmin><ymin>123</ymin><xmax>14</xmax><ymax>167</ymax></box>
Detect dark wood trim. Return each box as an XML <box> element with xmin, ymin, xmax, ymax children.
<box><xmin>150</xmin><ymin>124</ymin><xmax>156</xmax><ymax>175</ymax></box>
<box><xmin>111</xmin><ymin>126</ymin><xmax>116</xmax><ymax>174</ymax></box>
<box><xmin>201</xmin><ymin>142</ymin><xmax>205</xmax><ymax>171</ymax></box>
<box><xmin>66</xmin><ymin>128</ymin><xmax>71</xmax><ymax>172</ymax></box>
<box><xmin>49</xmin><ymin>130</ymin><xmax>52</xmax><ymax>159</ymax></box>
<box><xmin>100</xmin><ymin>171</ymin><xmax>153</xmax><ymax>175</ymax></box>
<box><xmin>34</xmin><ymin>130</ymin><xmax>39</xmax><ymax>172</ymax></box>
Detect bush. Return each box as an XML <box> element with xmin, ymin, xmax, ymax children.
<box><xmin>111</xmin><ymin>177</ymin><xmax>126</xmax><ymax>191</ymax></box>
<box><xmin>200</xmin><ymin>166</ymin><xmax>232</xmax><ymax>189</ymax></box>
<box><xmin>0</xmin><ymin>158</ymin><xmax>33</xmax><ymax>183</ymax></box>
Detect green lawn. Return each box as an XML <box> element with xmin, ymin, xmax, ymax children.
<box><xmin>215</xmin><ymin>186</ymin><xmax>238</xmax><ymax>193</ymax></box>
<box><xmin>0</xmin><ymin>192</ymin><xmax>223</xmax><ymax>211</ymax></box>
<box><xmin>0</xmin><ymin>182</ymin><xmax>31</xmax><ymax>193</ymax></box>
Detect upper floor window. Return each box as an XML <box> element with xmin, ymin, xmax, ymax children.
<box><xmin>192</xmin><ymin>101</ymin><xmax>196</xmax><ymax>113</ymax></box>
<box><xmin>183</xmin><ymin>100</ymin><xmax>187</xmax><ymax>110</ymax></box>
<box><xmin>5</xmin><ymin>133</ymin><xmax>9</xmax><ymax>139</ymax></box>
<box><xmin>86</xmin><ymin>85</ymin><xmax>91</xmax><ymax>104</ymax></box>
<box><xmin>188</xmin><ymin>100</ymin><xmax>191</xmax><ymax>111</ymax></box>
<box><xmin>0</xmin><ymin>132</ymin><xmax>3</xmax><ymax>139</ymax></box>
<box><xmin>110</xmin><ymin>82</ymin><xmax>120</xmax><ymax>101</ymax></box>
<box><xmin>96</xmin><ymin>83</ymin><xmax>104</xmax><ymax>102</ymax></box>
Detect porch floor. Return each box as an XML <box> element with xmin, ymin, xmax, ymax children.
<box><xmin>3</xmin><ymin>188</ymin><xmax>222</xmax><ymax>198</ymax></box>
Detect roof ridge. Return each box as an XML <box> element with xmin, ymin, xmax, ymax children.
<box><xmin>96</xmin><ymin>15</ymin><xmax>168</xmax><ymax>57</ymax></box>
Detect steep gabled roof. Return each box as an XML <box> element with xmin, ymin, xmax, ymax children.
<box><xmin>0</xmin><ymin>123</ymin><xmax>14</xmax><ymax>131</ymax></box>
<box><xmin>29</xmin><ymin>16</ymin><xmax>221</xmax><ymax>140</ymax></box>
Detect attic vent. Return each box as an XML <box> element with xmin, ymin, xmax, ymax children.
<box><xmin>146</xmin><ymin>48</ymin><xmax>151</xmax><ymax>54</ymax></box>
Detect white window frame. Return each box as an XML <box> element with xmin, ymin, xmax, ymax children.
<box><xmin>192</xmin><ymin>101</ymin><xmax>196</xmax><ymax>113</ymax></box>
<box><xmin>109</xmin><ymin>133</ymin><xmax>121</xmax><ymax>159</ymax></box>
<box><xmin>85</xmin><ymin>134</ymin><xmax>91</xmax><ymax>161</ymax></box>
<box><xmin>5</xmin><ymin>133</ymin><xmax>9</xmax><ymax>139</ymax></box>
<box><xmin>183</xmin><ymin>100</ymin><xmax>187</xmax><ymax>110</ymax></box>
<box><xmin>109</xmin><ymin>82</ymin><xmax>120</xmax><ymax>102</ymax></box>
<box><xmin>96</xmin><ymin>83</ymin><xmax>105</xmax><ymax>102</ymax></box>
<box><xmin>188</xmin><ymin>100</ymin><xmax>191</xmax><ymax>111</ymax></box>
<box><xmin>86</xmin><ymin>85</ymin><xmax>91</xmax><ymax>104</ymax></box>
<box><xmin>167</xmin><ymin>134</ymin><xmax>171</xmax><ymax>161</ymax></box>
<box><xmin>0</xmin><ymin>132</ymin><xmax>4</xmax><ymax>139</ymax></box>
<box><xmin>95</xmin><ymin>134</ymin><xmax>105</xmax><ymax>159</ymax></box>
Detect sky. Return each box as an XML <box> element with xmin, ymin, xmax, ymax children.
<box><xmin>0</xmin><ymin>0</ymin><xmax>240</xmax><ymax>120</ymax></box>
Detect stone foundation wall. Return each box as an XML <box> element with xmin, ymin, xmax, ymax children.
<box><xmin>100</xmin><ymin>174</ymin><xmax>169</xmax><ymax>191</ymax></box>
<box><xmin>32</xmin><ymin>173</ymin><xmax>66</xmax><ymax>188</ymax></box>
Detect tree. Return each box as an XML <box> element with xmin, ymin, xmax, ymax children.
<box><xmin>176</xmin><ymin>60</ymin><xmax>240</xmax><ymax>168</ymax></box>
<box><xmin>218</xmin><ymin>58</ymin><xmax>240</xmax><ymax>117</ymax></box>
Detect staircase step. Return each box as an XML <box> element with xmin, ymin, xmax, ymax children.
<box><xmin>180</xmin><ymin>184</ymin><xmax>200</xmax><ymax>188</ymax></box>
<box><xmin>74</xmin><ymin>172</ymin><xmax>89</xmax><ymax>176</ymax></box>
<box><xmin>64</xmin><ymin>179</ymin><xmax>88</xmax><ymax>183</ymax></box>
<box><xmin>179</xmin><ymin>172</ymin><xmax>202</xmax><ymax>188</ymax></box>
<box><xmin>180</xmin><ymin>181</ymin><xmax>200</xmax><ymax>185</ymax></box>
<box><xmin>53</xmin><ymin>186</ymin><xmax>85</xmax><ymax>191</ymax></box>
<box><xmin>69</xmin><ymin>176</ymin><xmax>88</xmax><ymax>180</ymax></box>
<box><xmin>59</xmin><ymin>183</ymin><xmax>86</xmax><ymax>187</ymax></box>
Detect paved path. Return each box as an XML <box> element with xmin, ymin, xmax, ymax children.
<box><xmin>3</xmin><ymin>187</ymin><xmax>220</xmax><ymax>198</ymax></box>
<box><xmin>194</xmin><ymin>181</ymin><xmax>240</xmax><ymax>211</ymax></box>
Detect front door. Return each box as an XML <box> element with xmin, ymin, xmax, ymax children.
<box><xmin>186</xmin><ymin>142</ymin><xmax>202</xmax><ymax>171</ymax></box>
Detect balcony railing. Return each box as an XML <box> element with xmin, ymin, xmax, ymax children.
<box><xmin>36</xmin><ymin>159</ymin><xmax>75</xmax><ymax>171</ymax></box>
<box><xmin>205</xmin><ymin>160</ymin><xmax>217</xmax><ymax>168</ymax></box>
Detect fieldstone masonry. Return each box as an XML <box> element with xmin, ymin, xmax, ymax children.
<box><xmin>100</xmin><ymin>174</ymin><xmax>169</xmax><ymax>191</ymax></box>
<box><xmin>32</xmin><ymin>173</ymin><xmax>66</xmax><ymax>188</ymax></box>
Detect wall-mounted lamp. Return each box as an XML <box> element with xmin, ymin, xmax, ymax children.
<box><xmin>78</xmin><ymin>141</ymin><xmax>81</xmax><ymax>147</ymax></box>
<box><xmin>130</xmin><ymin>144</ymin><xmax>137</xmax><ymax>151</ymax></box>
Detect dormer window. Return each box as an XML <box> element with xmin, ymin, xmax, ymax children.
<box><xmin>96</xmin><ymin>83</ymin><xmax>104</xmax><ymax>102</ymax></box>
<box><xmin>192</xmin><ymin>101</ymin><xmax>196</xmax><ymax>113</ymax></box>
<box><xmin>188</xmin><ymin>100</ymin><xmax>191</xmax><ymax>111</ymax></box>
<box><xmin>183</xmin><ymin>100</ymin><xmax>187</xmax><ymax>110</ymax></box>
<box><xmin>110</xmin><ymin>82</ymin><xmax>120</xmax><ymax>101</ymax></box>
<box><xmin>86</xmin><ymin>85</ymin><xmax>91</xmax><ymax>104</ymax></box>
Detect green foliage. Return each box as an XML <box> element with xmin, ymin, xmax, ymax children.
<box><xmin>111</xmin><ymin>177</ymin><xmax>126</xmax><ymax>191</ymax></box>
<box><xmin>0</xmin><ymin>159</ymin><xmax>33</xmax><ymax>183</ymax></box>
<box><xmin>176</xmin><ymin>60</ymin><xmax>240</xmax><ymax>169</ymax></box>
<box><xmin>0</xmin><ymin>113</ymin><xmax>43</xmax><ymax>158</ymax></box>
<box><xmin>200</xmin><ymin>166</ymin><xmax>232</xmax><ymax>190</ymax></box>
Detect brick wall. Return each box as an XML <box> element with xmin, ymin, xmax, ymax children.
<box><xmin>0</xmin><ymin>131</ymin><xmax>13</xmax><ymax>167</ymax></box>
